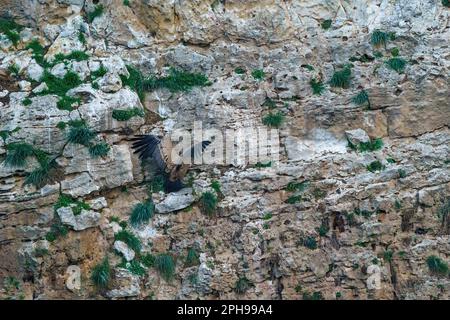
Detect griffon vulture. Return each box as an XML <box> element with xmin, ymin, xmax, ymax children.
<box><xmin>131</xmin><ymin>135</ymin><xmax>211</xmax><ymax>192</ymax></box>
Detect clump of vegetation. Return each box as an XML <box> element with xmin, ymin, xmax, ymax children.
<box><xmin>354</xmin><ymin>207</ymin><xmax>376</xmax><ymax>218</ymax></box>
<box><xmin>45</xmin><ymin>217</ymin><xmax>69</xmax><ymax>242</ymax></box>
<box><xmin>367</xmin><ymin>160</ymin><xmax>385</xmax><ymax>173</ymax></box>
<box><xmin>386</xmin><ymin>57</ymin><xmax>407</xmax><ymax>73</ymax></box>
<box><xmin>87</xmin><ymin>4</ymin><xmax>104</xmax><ymax>23</ymax></box>
<box><xmin>0</xmin><ymin>18</ymin><xmax>23</xmax><ymax>46</ymax></box>
<box><xmin>67</xmin><ymin>124</ymin><xmax>95</xmax><ymax>146</ymax></box>
<box><xmin>210</xmin><ymin>180</ymin><xmax>221</xmax><ymax>194</ymax></box>
<box><xmin>52</xmin><ymin>51</ymin><xmax>89</xmax><ymax>65</ymax></box>
<box><xmin>398</xmin><ymin>169</ymin><xmax>407</xmax><ymax>178</ymax></box>
<box><xmin>0</xmin><ymin>127</ymin><xmax>20</xmax><ymax>142</ymax></box>
<box><xmin>39</xmin><ymin>70</ymin><xmax>82</xmax><ymax>97</ymax></box>
<box><xmin>262</xmin><ymin>97</ymin><xmax>277</xmax><ymax>109</ymax></box>
<box><xmin>234</xmin><ymin>276</ymin><xmax>253</xmax><ymax>294</ymax></box>
<box><xmin>120</xmin><ymin>65</ymin><xmax>145</xmax><ymax>101</ymax></box>
<box><xmin>91</xmin><ymin>258</ymin><xmax>111</xmax><ymax>288</ymax></box>
<box><xmin>129</xmin><ymin>200</ymin><xmax>154</xmax><ymax>227</ymax></box>
<box><xmin>391</xmin><ymin>47</ymin><xmax>400</xmax><ymax>57</ymax></box>
<box><xmin>426</xmin><ymin>255</ymin><xmax>449</xmax><ymax>276</ymax></box>
<box><xmin>57</xmin><ymin>95</ymin><xmax>81</xmax><ymax>111</ymax></box>
<box><xmin>329</xmin><ymin>66</ymin><xmax>352</xmax><ymax>88</ymax></box>
<box><xmin>90</xmin><ymin>65</ymin><xmax>108</xmax><ymax>80</ymax></box>
<box><xmin>4</xmin><ymin>142</ymin><xmax>38</xmax><ymax>167</ymax></box>
<box><xmin>26</xmin><ymin>39</ymin><xmax>46</xmax><ymax>65</ymax></box>
<box><xmin>154</xmin><ymin>254</ymin><xmax>175</xmax><ymax>282</ymax></box>
<box><xmin>254</xmin><ymin>161</ymin><xmax>272</xmax><ymax>168</ymax></box>
<box><xmin>262</xmin><ymin>111</ymin><xmax>284</xmax><ymax>128</ymax></box>
<box><xmin>303</xmin><ymin>236</ymin><xmax>318</xmax><ymax>250</ymax></box>
<box><xmin>310</xmin><ymin>78</ymin><xmax>324</xmax><ymax>95</ymax></box>
<box><xmin>140</xmin><ymin>253</ymin><xmax>155</xmax><ymax>268</ymax></box>
<box><xmin>185</xmin><ymin>248</ymin><xmax>200</xmax><ymax>267</ymax></box>
<box><xmin>78</xmin><ymin>32</ymin><xmax>87</xmax><ymax>45</ymax></box>
<box><xmin>22</xmin><ymin>98</ymin><xmax>32</xmax><ymax>106</ymax></box>
<box><xmin>148</xmin><ymin>174</ymin><xmax>165</xmax><ymax>193</ymax></box>
<box><xmin>437</xmin><ymin>199</ymin><xmax>450</xmax><ymax>225</ymax></box>
<box><xmin>383</xmin><ymin>250</ymin><xmax>394</xmax><ymax>263</ymax></box>
<box><xmin>200</xmin><ymin>191</ymin><xmax>218</xmax><ymax>216</ymax></box>
<box><xmin>348</xmin><ymin>137</ymin><xmax>383</xmax><ymax>152</ymax></box>
<box><xmin>349</xmin><ymin>54</ymin><xmax>375</xmax><ymax>63</ymax></box>
<box><xmin>251</xmin><ymin>69</ymin><xmax>265</xmax><ymax>81</ymax></box>
<box><xmin>286</xmin><ymin>195</ymin><xmax>301</xmax><ymax>204</ymax></box>
<box><xmin>7</xmin><ymin>63</ymin><xmax>19</xmax><ymax>76</ymax></box>
<box><xmin>263</xmin><ymin>212</ymin><xmax>272</xmax><ymax>220</ymax></box>
<box><xmin>442</xmin><ymin>0</ymin><xmax>450</xmax><ymax>8</ymax></box>
<box><xmin>371</xmin><ymin>30</ymin><xmax>389</xmax><ymax>47</ymax></box>
<box><xmin>234</xmin><ymin>67</ymin><xmax>246</xmax><ymax>74</ymax></box>
<box><xmin>122</xmin><ymin>260</ymin><xmax>146</xmax><ymax>276</ymax></box>
<box><xmin>54</xmin><ymin>194</ymin><xmax>90</xmax><ymax>215</ymax></box>
<box><xmin>115</xmin><ymin>230</ymin><xmax>142</xmax><ymax>253</ymax></box>
<box><xmin>123</xmin><ymin>0</ymin><xmax>131</xmax><ymax>6</ymax></box>
<box><xmin>321</xmin><ymin>19</ymin><xmax>332</xmax><ymax>30</ymax></box>
<box><xmin>112</xmin><ymin>108</ymin><xmax>144</xmax><ymax>121</ymax></box>
<box><xmin>352</xmin><ymin>90</ymin><xmax>370</xmax><ymax>108</ymax></box>
<box><xmin>88</xmin><ymin>142</ymin><xmax>110</xmax><ymax>158</ymax></box>
<box><xmin>24</xmin><ymin>159</ymin><xmax>56</xmax><ymax>188</ymax></box>
<box><xmin>286</xmin><ymin>181</ymin><xmax>309</xmax><ymax>192</ymax></box>
<box><xmin>144</xmin><ymin>68</ymin><xmax>210</xmax><ymax>93</ymax></box>
<box><xmin>301</xmin><ymin>64</ymin><xmax>314</xmax><ymax>71</ymax></box>
<box><xmin>303</xmin><ymin>291</ymin><xmax>323</xmax><ymax>300</ymax></box>
<box><xmin>317</xmin><ymin>222</ymin><xmax>329</xmax><ymax>237</ymax></box>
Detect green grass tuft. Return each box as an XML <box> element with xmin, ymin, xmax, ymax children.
<box><xmin>185</xmin><ymin>248</ymin><xmax>200</xmax><ymax>267</ymax></box>
<box><xmin>144</xmin><ymin>68</ymin><xmax>210</xmax><ymax>93</ymax></box>
<box><xmin>386</xmin><ymin>57</ymin><xmax>407</xmax><ymax>73</ymax></box>
<box><xmin>371</xmin><ymin>30</ymin><xmax>389</xmax><ymax>47</ymax></box>
<box><xmin>123</xmin><ymin>0</ymin><xmax>131</xmax><ymax>7</ymax></box>
<box><xmin>57</xmin><ymin>95</ymin><xmax>81</xmax><ymax>111</ymax></box>
<box><xmin>4</xmin><ymin>143</ymin><xmax>36</xmax><ymax>167</ymax></box>
<box><xmin>129</xmin><ymin>200</ymin><xmax>154</xmax><ymax>227</ymax></box>
<box><xmin>321</xmin><ymin>19</ymin><xmax>332</xmax><ymax>30</ymax></box>
<box><xmin>154</xmin><ymin>254</ymin><xmax>175</xmax><ymax>282</ymax></box>
<box><xmin>391</xmin><ymin>47</ymin><xmax>400</xmax><ymax>57</ymax></box>
<box><xmin>234</xmin><ymin>67</ymin><xmax>246</xmax><ymax>74</ymax></box>
<box><xmin>303</xmin><ymin>236</ymin><xmax>318</xmax><ymax>250</ymax></box>
<box><xmin>88</xmin><ymin>142</ymin><xmax>110</xmax><ymax>158</ymax></box>
<box><xmin>91</xmin><ymin>258</ymin><xmax>111</xmax><ymax>288</ymax></box>
<box><xmin>78</xmin><ymin>32</ymin><xmax>87</xmax><ymax>45</ymax></box>
<box><xmin>87</xmin><ymin>4</ymin><xmax>104</xmax><ymax>23</ymax></box>
<box><xmin>90</xmin><ymin>65</ymin><xmax>108</xmax><ymax>80</ymax></box>
<box><xmin>22</xmin><ymin>98</ymin><xmax>32</xmax><ymax>106</ymax></box>
<box><xmin>0</xmin><ymin>18</ymin><xmax>23</xmax><ymax>46</ymax></box>
<box><xmin>254</xmin><ymin>161</ymin><xmax>272</xmax><ymax>168</ymax></box>
<box><xmin>8</xmin><ymin>64</ymin><xmax>19</xmax><ymax>76</ymax></box>
<box><xmin>352</xmin><ymin>90</ymin><xmax>370</xmax><ymax>108</ymax></box>
<box><xmin>52</xmin><ymin>51</ymin><xmax>89</xmax><ymax>65</ymax></box>
<box><xmin>140</xmin><ymin>253</ymin><xmax>155</xmax><ymax>268</ymax></box>
<box><xmin>24</xmin><ymin>159</ymin><xmax>56</xmax><ymax>188</ymax></box>
<box><xmin>348</xmin><ymin>137</ymin><xmax>383</xmax><ymax>152</ymax></box>
<box><xmin>426</xmin><ymin>255</ymin><xmax>449</xmax><ymax>276</ymax></box>
<box><xmin>442</xmin><ymin>0</ymin><xmax>450</xmax><ymax>7</ymax></box>
<box><xmin>54</xmin><ymin>194</ymin><xmax>90</xmax><ymax>215</ymax></box>
<box><xmin>120</xmin><ymin>65</ymin><xmax>145</xmax><ymax>101</ymax></box>
<box><xmin>114</xmin><ymin>230</ymin><xmax>142</xmax><ymax>253</ymax></box>
<box><xmin>262</xmin><ymin>111</ymin><xmax>284</xmax><ymax>128</ymax></box>
<box><xmin>286</xmin><ymin>195</ymin><xmax>301</xmax><ymax>204</ymax></box>
<box><xmin>329</xmin><ymin>67</ymin><xmax>352</xmax><ymax>88</ymax></box>
<box><xmin>310</xmin><ymin>78</ymin><xmax>324</xmax><ymax>95</ymax></box>
<box><xmin>251</xmin><ymin>69</ymin><xmax>265</xmax><ymax>81</ymax></box>
<box><xmin>366</xmin><ymin>160</ymin><xmax>385</xmax><ymax>173</ymax></box>
<box><xmin>39</xmin><ymin>70</ymin><xmax>82</xmax><ymax>97</ymax></box>
<box><xmin>210</xmin><ymin>180</ymin><xmax>221</xmax><ymax>194</ymax></box>
<box><xmin>234</xmin><ymin>277</ymin><xmax>253</xmax><ymax>294</ymax></box>
<box><xmin>301</xmin><ymin>64</ymin><xmax>314</xmax><ymax>71</ymax></box>
<box><xmin>67</xmin><ymin>125</ymin><xmax>95</xmax><ymax>146</ymax></box>
<box><xmin>112</xmin><ymin>108</ymin><xmax>144</xmax><ymax>121</ymax></box>
<box><xmin>200</xmin><ymin>191</ymin><xmax>218</xmax><ymax>216</ymax></box>
<box><xmin>286</xmin><ymin>181</ymin><xmax>309</xmax><ymax>192</ymax></box>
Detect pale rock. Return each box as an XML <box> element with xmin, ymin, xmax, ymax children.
<box><xmin>114</xmin><ymin>240</ymin><xmax>135</xmax><ymax>262</ymax></box>
<box><xmin>65</xmin><ymin>265</ymin><xmax>81</xmax><ymax>291</ymax></box>
<box><xmin>88</xmin><ymin>197</ymin><xmax>108</xmax><ymax>210</ymax></box>
<box><xmin>99</xmin><ymin>73</ymin><xmax>123</xmax><ymax>93</ymax></box>
<box><xmin>57</xmin><ymin>207</ymin><xmax>101</xmax><ymax>231</ymax></box>
<box><xmin>26</xmin><ymin>60</ymin><xmax>44</xmax><ymax>82</ymax></box>
<box><xmin>18</xmin><ymin>80</ymin><xmax>31</xmax><ymax>91</ymax></box>
<box><xmin>345</xmin><ymin>129</ymin><xmax>371</xmax><ymax>145</ymax></box>
<box><xmin>50</xmin><ymin>63</ymin><xmax>67</xmax><ymax>78</ymax></box>
<box><xmin>106</xmin><ymin>269</ymin><xmax>141</xmax><ymax>299</ymax></box>
<box><xmin>155</xmin><ymin>188</ymin><xmax>195</xmax><ymax>213</ymax></box>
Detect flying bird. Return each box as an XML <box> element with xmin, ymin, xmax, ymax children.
<box><xmin>131</xmin><ymin>134</ymin><xmax>211</xmax><ymax>192</ymax></box>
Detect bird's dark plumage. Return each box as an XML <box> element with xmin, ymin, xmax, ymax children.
<box><xmin>131</xmin><ymin>134</ymin><xmax>211</xmax><ymax>192</ymax></box>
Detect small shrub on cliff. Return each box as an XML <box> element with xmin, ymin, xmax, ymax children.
<box><xmin>57</xmin><ymin>95</ymin><xmax>81</xmax><ymax>111</ymax></box>
<box><xmin>0</xmin><ymin>18</ymin><xmax>23</xmax><ymax>46</ymax></box>
<box><xmin>88</xmin><ymin>142</ymin><xmax>110</xmax><ymax>158</ymax></box>
<box><xmin>144</xmin><ymin>68</ymin><xmax>210</xmax><ymax>93</ymax></box>
<box><xmin>352</xmin><ymin>90</ymin><xmax>370</xmax><ymax>108</ymax></box>
<box><xmin>185</xmin><ymin>248</ymin><xmax>200</xmax><ymax>267</ymax></box>
<box><xmin>321</xmin><ymin>19</ymin><xmax>332</xmax><ymax>30</ymax></box>
<box><xmin>112</xmin><ymin>108</ymin><xmax>144</xmax><ymax>121</ymax></box>
<box><xmin>91</xmin><ymin>258</ymin><xmax>111</xmax><ymax>288</ymax></box>
<box><xmin>303</xmin><ymin>236</ymin><xmax>318</xmax><ymax>250</ymax></box>
<box><xmin>310</xmin><ymin>78</ymin><xmax>324</xmax><ymax>95</ymax></box>
<box><xmin>329</xmin><ymin>67</ymin><xmax>352</xmax><ymax>88</ymax></box>
<box><xmin>140</xmin><ymin>253</ymin><xmax>156</xmax><ymax>268</ymax></box>
<box><xmin>4</xmin><ymin>143</ymin><xmax>36</xmax><ymax>167</ymax></box>
<box><xmin>426</xmin><ymin>256</ymin><xmax>449</xmax><ymax>276</ymax></box>
<box><xmin>234</xmin><ymin>277</ymin><xmax>253</xmax><ymax>294</ymax></box>
<box><xmin>210</xmin><ymin>180</ymin><xmax>222</xmax><ymax>194</ymax></box>
<box><xmin>442</xmin><ymin>0</ymin><xmax>450</xmax><ymax>8</ymax></box>
<box><xmin>120</xmin><ymin>65</ymin><xmax>145</xmax><ymax>101</ymax></box>
<box><xmin>234</xmin><ymin>67</ymin><xmax>246</xmax><ymax>74</ymax></box>
<box><xmin>251</xmin><ymin>69</ymin><xmax>265</xmax><ymax>81</ymax></box>
<box><xmin>87</xmin><ymin>4</ymin><xmax>104</xmax><ymax>23</ymax></box>
<box><xmin>366</xmin><ymin>160</ymin><xmax>385</xmax><ymax>173</ymax></box>
<box><xmin>129</xmin><ymin>200</ymin><xmax>154</xmax><ymax>227</ymax></box>
<box><xmin>155</xmin><ymin>254</ymin><xmax>175</xmax><ymax>282</ymax></box>
<box><xmin>7</xmin><ymin>64</ymin><xmax>19</xmax><ymax>76</ymax></box>
<box><xmin>286</xmin><ymin>181</ymin><xmax>309</xmax><ymax>192</ymax></box>
<box><xmin>90</xmin><ymin>65</ymin><xmax>108</xmax><ymax>80</ymax></box>
<box><xmin>386</xmin><ymin>57</ymin><xmax>407</xmax><ymax>73</ymax></box>
<box><xmin>24</xmin><ymin>159</ymin><xmax>56</xmax><ymax>188</ymax></box>
<box><xmin>114</xmin><ymin>230</ymin><xmax>142</xmax><ymax>253</ymax></box>
<box><xmin>52</xmin><ymin>51</ymin><xmax>89</xmax><ymax>65</ymax></box>
<box><xmin>22</xmin><ymin>98</ymin><xmax>32</xmax><ymax>106</ymax></box>
<box><xmin>39</xmin><ymin>70</ymin><xmax>82</xmax><ymax>97</ymax></box>
<box><xmin>200</xmin><ymin>191</ymin><xmax>218</xmax><ymax>216</ymax></box>
<box><xmin>348</xmin><ymin>138</ymin><xmax>383</xmax><ymax>152</ymax></box>
<box><xmin>67</xmin><ymin>124</ymin><xmax>95</xmax><ymax>146</ymax></box>
<box><xmin>262</xmin><ymin>111</ymin><xmax>284</xmax><ymax>128</ymax></box>
<box><xmin>371</xmin><ymin>30</ymin><xmax>388</xmax><ymax>47</ymax></box>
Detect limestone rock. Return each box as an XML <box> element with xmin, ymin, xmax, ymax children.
<box><xmin>114</xmin><ymin>241</ymin><xmax>135</xmax><ymax>262</ymax></box>
<box><xmin>57</xmin><ymin>207</ymin><xmax>101</xmax><ymax>231</ymax></box>
<box><xmin>155</xmin><ymin>188</ymin><xmax>195</xmax><ymax>213</ymax></box>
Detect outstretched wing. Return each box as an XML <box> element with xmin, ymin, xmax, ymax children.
<box><xmin>131</xmin><ymin>135</ymin><xmax>172</xmax><ymax>172</ymax></box>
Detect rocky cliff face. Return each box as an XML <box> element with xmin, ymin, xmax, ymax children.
<box><xmin>0</xmin><ymin>0</ymin><xmax>449</xmax><ymax>300</ymax></box>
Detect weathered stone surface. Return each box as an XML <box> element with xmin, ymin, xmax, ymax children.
<box><xmin>114</xmin><ymin>241</ymin><xmax>135</xmax><ymax>262</ymax></box>
<box><xmin>154</xmin><ymin>188</ymin><xmax>195</xmax><ymax>214</ymax></box>
<box><xmin>57</xmin><ymin>207</ymin><xmax>101</xmax><ymax>231</ymax></box>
